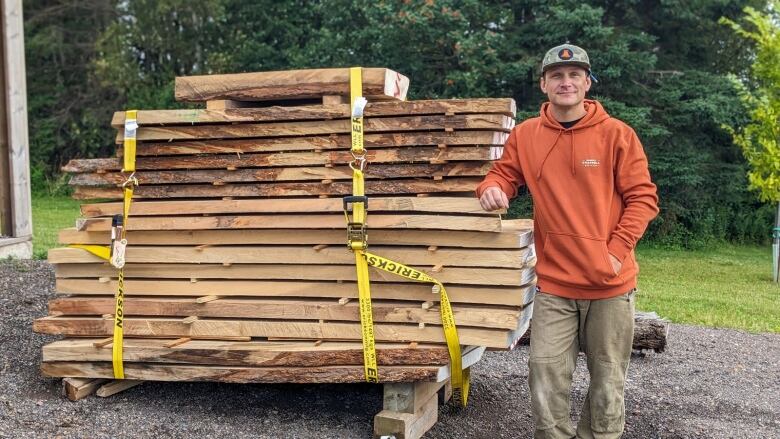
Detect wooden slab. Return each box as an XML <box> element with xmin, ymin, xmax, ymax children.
<box><xmin>55</xmin><ymin>262</ymin><xmax>535</xmax><ymax>290</ymax></box>
<box><xmin>51</xmin><ymin>264</ymin><xmax>533</xmax><ymax>288</ymax></box>
<box><xmin>174</xmin><ymin>68</ymin><xmax>410</xmax><ymax>103</ymax></box>
<box><xmin>43</xmin><ymin>339</ymin><xmax>451</xmax><ymax>366</ymax></box>
<box><xmin>58</xmin><ymin>227</ymin><xmax>533</xmax><ymax>249</ymax></box>
<box><xmin>110</xmin><ymin>99</ymin><xmax>516</xmax><ymax>127</ymax></box>
<box><xmin>78</xmin><ymin>197</ymin><xmax>498</xmax><ymax>218</ymax></box>
<box><xmin>41</xmin><ymin>346</ymin><xmax>485</xmax><ymax>384</ymax></box>
<box><xmin>96</xmin><ymin>380</ymin><xmax>144</xmax><ymax>397</ymax></box>
<box><xmin>49</xmin><ymin>245</ymin><xmax>534</xmax><ymax>269</ymax></box>
<box><xmin>43</xmin><ymin>362</ymin><xmax>442</xmax><ymax>384</ymax></box>
<box><xmin>64</xmin><ymin>147</ymin><xmax>496</xmax><ymax>173</ymax></box>
<box><xmin>55</xmin><ymin>279</ymin><xmax>537</xmax><ymax>306</ymax></box>
<box><xmin>47</xmin><ymin>297</ymin><xmax>523</xmax><ymax>330</ymax></box>
<box><xmin>33</xmin><ymin>316</ymin><xmax>515</xmax><ymax>348</ymax></box>
<box><xmin>72</xmin><ymin>178</ymin><xmax>483</xmax><ymax>200</ymax></box>
<box><xmin>117</xmin><ymin>132</ymin><xmax>508</xmax><ymax>157</ymax></box>
<box><xmin>70</xmin><ymin>162</ymin><xmax>492</xmax><ymax>187</ymax></box>
<box><xmin>114</xmin><ymin>114</ymin><xmax>514</xmax><ymax>142</ymax></box>
<box><xmin>62</xmin><ymin>377</ymin><xmax>108</xmax><ymax>401</ymax></box>
<box><xmin>72</xmin><ymin>213</ymin><xmax>502</xmax><ymax>232</ymax></box>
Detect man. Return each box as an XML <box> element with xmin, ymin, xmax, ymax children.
<box><xmin>477</xmin><ymin>44</ymin><xmax>659</xmax><ymax>438</ymax></box>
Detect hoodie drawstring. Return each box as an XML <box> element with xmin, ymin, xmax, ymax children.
<box><xmin>570</xmin><ymin>130</ymin><xmax>576</xmax><ymax>176</ymax></box>
<box><xmin>536</xmin><ymin>129</ymin><xmax>564</xmax><ymax>180</ymax></box>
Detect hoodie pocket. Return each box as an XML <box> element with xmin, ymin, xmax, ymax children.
<box><xmin>539</xmin><ymin>232</ymin><xmax>617</xmax><ymax>288</ymax></box>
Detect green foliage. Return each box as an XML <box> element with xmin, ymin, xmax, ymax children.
<box><xmin>24</xmin><ymin>0</ymin><xmax>119</xmax><ymax>184</ymax></box>
<box><xmin>721</xmin><ymin>2</ymin><xmax>780</xmax><ymax>204</ymax></box>
<box><xmin>636</xmin><ymin>243</ymin><xmax>780</xmax><ymax>333</ymax></box>
<box><xmin>30</xmin><ymin>194</ymin><xmax>81</xmax><ymax>259</ymax></box>
<box><xmin>23</xmin><ymin>0</ymin><xmax>776</xmax><ymax>248</ymax></box>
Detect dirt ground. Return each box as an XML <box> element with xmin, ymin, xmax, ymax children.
<box><xmin>1</xmin><ymin>259</ymin><xmax>778</xmax><ymax>438</ymax></box>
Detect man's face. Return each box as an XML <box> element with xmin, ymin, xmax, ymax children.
<box><xmin>540</xmin><ymin>65</ymin><xmax>592</xmax><ymax>108</ymax></box>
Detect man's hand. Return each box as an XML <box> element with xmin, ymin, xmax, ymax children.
<box><xmin>609</xmin><ymin>254</ymin><xmax>622</xmax><ymax>275</ymax></box>
<box><xmin>479</xmin><ymin>186</ymin><xmax>509</xmax><ymax>211</ymax></box>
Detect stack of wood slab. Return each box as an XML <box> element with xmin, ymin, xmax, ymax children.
<box><xmin>35</xmin><ymin>68</ymin><xmax>536</xmax><ymax>385</ymax></box>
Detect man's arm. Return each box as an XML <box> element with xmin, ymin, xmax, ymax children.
<box><xmin>476</xmin><ymin>128</ymin><xmax>525</xmax><ymax>211</ymax></box>
<box><xmin>608</xmin><ymin>129</ymin><xmax>660</xmax><ymax>268</ymax></box>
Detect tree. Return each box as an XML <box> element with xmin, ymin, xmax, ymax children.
<box><xmin>721</xmin><ymin>1</ymin><xmax>780</xmax><ymax>281</ymax></box>
<box><xmin>24</xmin><ymin>0</ymin><xmax>118</xmax><ymax>193</ymax></box>
<box><xmin>24</xmin><ymin>0</ymin><xmax>773</xmax><ymax>248</ymax></box>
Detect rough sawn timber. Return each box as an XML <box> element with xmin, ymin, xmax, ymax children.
<box><xmin>116</xmin><ymin>131</ymin><xmax>507</xmax><ymax>157</ymax></box>
<box><xmin>48</xmin><ymin>245</ymin><xmax>533</xmax><ymax>269</ymax></box>
<box><xmin>43</xmin><ymin>339</ymin><xmax>451</xmax><ymax>367</ymax></box>
<box><xmin>54</xmin><ymin>279</ymin><xmax>537</xmax><ymax>306</ymax></box>
<box><xmin>64</xmin><ymin>146</ymin><xmax>497</xmax><ymax>173</ymax></box>
<box><xmin>47</xmin><ymin>297</ymin><xmax>524</xmax><ymax>330</ymax></box>
<box><xmin>71</xmin><ymin>178</ymin><xmax>483</xmax><ymax>200</ymax></box>
<box><xmin>113</xmin><ymin>114</ymin><xmax>514</xmax><ymax>142</ymax></box>
<box><xmin>77</xmin><ymin>196</ymin><xmax>499</xmax><ymax>217</ymax></box>
<box><xmin>33</xmin><ymin>316</ymin><xmax>516</xmax><ymax>348</ymax></box>
<box><xmin>174</xmin><ymin>68</ymin><xmax>410</xmax><ymax>102</ymax></box>
<box><xmin>109</xmin><ymin>98</ymin><xmax>516</xmax><ymax>127</ymax></box>
<box><xmin>57</xmin><ymin>227</ymin><xmax>532</xmax><ymax>249</ymax></box>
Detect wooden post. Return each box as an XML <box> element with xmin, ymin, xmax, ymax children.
<box><xmin>773</xmin><ymin>201</ymin><xmax>779</xmax><ymax>283</ymax></box>
<box><xmin>62</xmin><ymin>377</ymin><xmax>108</xmax><ymax>401</ymax></box>
<box><xmin>373</xmin><ymin>381</ymin><xmax>443</xmax><ymax>439</ymax></box>
<box><xmin>0</xmin><ymin>0</ymin><xmax>10</xmax><ymax>237</ymax></box>
<box><xmin>0</xmin><ymin>0</ymin><xmax>31</xmax><ymax>258</ymax></box>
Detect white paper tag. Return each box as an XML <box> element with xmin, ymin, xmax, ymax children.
<box><xmin>352</xmin><ymin>97</ymin><xmax>367</xmax><ymax>118</ymax></box>
<box><xmin>125</xmin><ymin>120</ymin><xmax>139</xmax><ymax>137</ymax></box>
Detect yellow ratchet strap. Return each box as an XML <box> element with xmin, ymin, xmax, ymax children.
<box><xmin>345</xmin><ymin>68</ymin><xmax>469</xmax><ymax>405</ymax></box>
<box><xmin>68</xmin><ymin>109</ymin><xmax>138</xmax><ymax>379</ymax></box>
<box><xmin>345</xmin><ymin>67</ymin><xmax>378</xmax><ymax>383</ymax></box>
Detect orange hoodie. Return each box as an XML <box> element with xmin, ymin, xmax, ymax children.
<box><xmin>477</xmin><ymin>100</ymin><xmax>659</xmax><ymax>299</ymax></box>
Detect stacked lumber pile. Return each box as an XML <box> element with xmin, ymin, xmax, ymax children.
<box><xmin>34</xmin><ymin>68</ymin><xmax>535</xmax><ymax>386</ymax></box>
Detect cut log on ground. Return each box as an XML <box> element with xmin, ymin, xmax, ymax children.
<box><xmin>633</xmin><ymin>311</ymin><xmax>670</xmax><ymax>353</ymax></box>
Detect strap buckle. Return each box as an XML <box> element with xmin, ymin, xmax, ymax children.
<box><xmin>110</xmin><ymin>215</ymin><xmax>127</xmax><ymax>269</ymax></box>
<box><xmin>122</xmin><ymin>172</ymin><xmax>138</xmax><ymax>189</ymax></box>
<box><xmin>343</xmin><ymin>196</ymin><xmax>368</xmax><ymax>250</ymax></box>
<box><xmin>349</xmin><ymin>151</ymin><xmax>367</xmax><ymax>172</ymax></box>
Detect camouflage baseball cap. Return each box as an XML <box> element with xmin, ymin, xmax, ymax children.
<box><xmin>541</xmin><ymin>44</ymin><xmax>591</xmax><ymax>73</ymax></box>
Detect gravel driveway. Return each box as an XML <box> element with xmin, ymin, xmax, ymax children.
<box><xmin>1</xmin><ymin>259</ymin><xmax>778</xmax><ymax>438</ymax></box>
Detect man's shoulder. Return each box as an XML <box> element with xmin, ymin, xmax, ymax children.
<box><xmin>512</xmin><ymin>116</ymin><xmax>543</xmax><ymax>133</ymax></box>
<box><xmin>599</xmin><ymin>115</ymin><xmax>637</xmax><ymax>136</ymax></box>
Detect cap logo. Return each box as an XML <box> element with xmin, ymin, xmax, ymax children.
<box><xmin>558</xmin><ymin>48</ymin><xmax>573</xmax><ymax>60</ymax></box>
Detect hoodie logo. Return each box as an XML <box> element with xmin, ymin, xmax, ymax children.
<box><xmin>581</xmin><ymin>159</ymin><xmax>600</xmax><ymax>168</ymax></box>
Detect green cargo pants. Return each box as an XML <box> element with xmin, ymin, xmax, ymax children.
<box><xmin>528</xmin><ymin>290</ymin><xmax>635</xmax><ymax>439</ymax></box>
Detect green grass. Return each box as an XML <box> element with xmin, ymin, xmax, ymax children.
<box><xmin>636</xmin><ymin>245</ymin><xmax>780</xmax><ymax>333</ymax></box>
<box><xmin>28</xmin><ymin>194</ymin><xmax>780</xmax><ymax>333</ymax></box>
<box><xmin>31</xmin><ymin>194</ymin><xmax>81</xmax><ymax>259</ymax></box>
